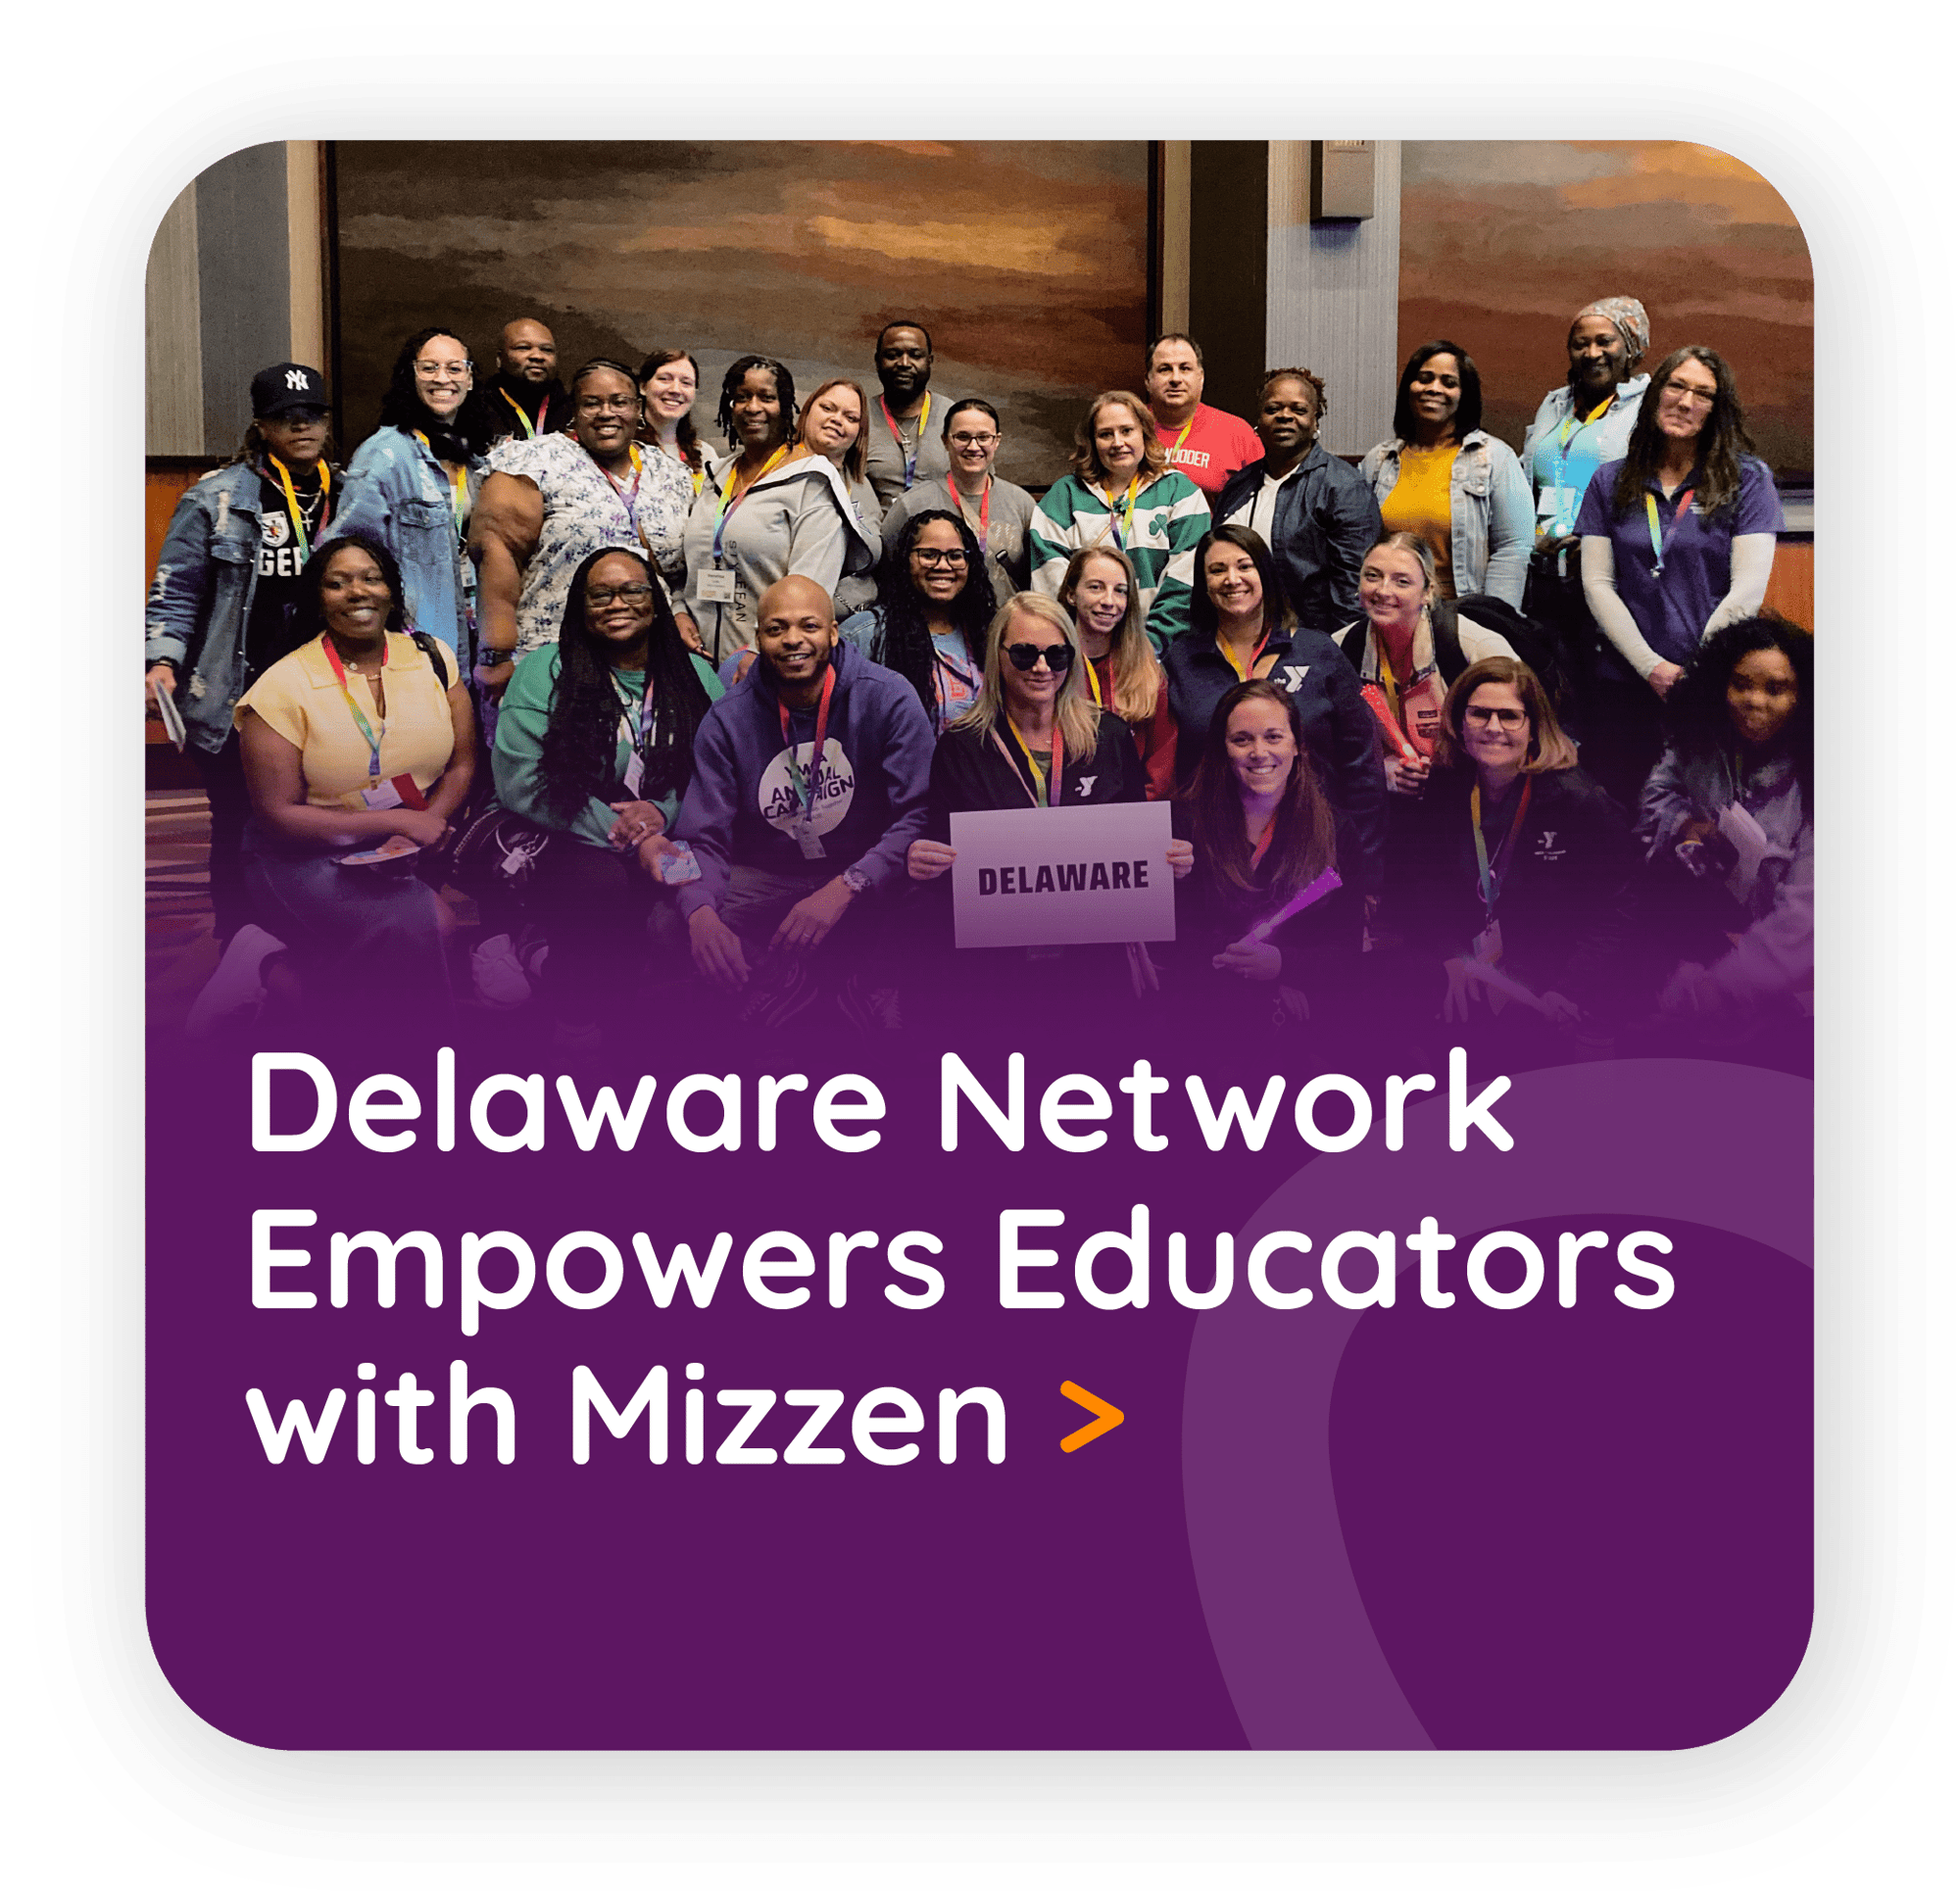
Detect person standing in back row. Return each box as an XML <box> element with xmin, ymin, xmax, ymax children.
<box><xmin>863</xmin><ymin>321</ymin><xmax>953</xmax><ymax>509</ymax></box>
<box><xmin>1143</xmin><ymin>333</ymin><xmax>1262</xmax><ymax>501</ymax></box>
<box><xmin>471</xmin><ymin>317</ymin><xmax>566</xmax><ymax>447</ymax></box>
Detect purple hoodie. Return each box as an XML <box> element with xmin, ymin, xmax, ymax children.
<box><xmin>672</xmin><ymin>637</ymin><xmax>934</xmax><ymax>917</ymax></box>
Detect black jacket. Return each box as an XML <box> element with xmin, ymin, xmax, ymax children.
<box><xmin>1213</xmin><ymin>444</ymin><xmax>1382</xmax><ymax>635</ymax></box>
<box><xmin>924</xmin><ymin>707</ymin><xmax>1146</xmax><ymax>838</ymax></box>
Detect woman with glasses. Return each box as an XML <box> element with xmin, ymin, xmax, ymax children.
<box><xmin>677</xmin><ymin>355</ymin><xmax>880</xmax><ymax>666</ymax></box>
<box><xmin>470</xmin><ymin>359</ymin><xmax>696</xmax><ymax>695</ymax></box>
<box><xmin>491</xmin><ymin>545</ymin><xmax>722</xmax><ymax>1036</ymax></box>
<box><xmin>787</xmin><ymin>375</ymin><xmax>885</xmax><ymax>619</ymax></box>
<box><xmin>841</xmin><ymin>509</ymin><xmax>995</xmax><ymax>734</ymax></box>
<box><xmin>880</xmin><ymin>398</ymin><xmax>1037</xmax><ymax>609</ymax></box>
<box><xmin>1027</xmin><ymin>390</ymin><xmax>1211</xmax><ymax>649</ymax></box>
<box><xmin>323</xmin><ymin>328</ymin><xmax>487</xmax><ymax>669</ymax></box>
<box><xmin>1385</xmin><ymin>655</ymin><xmax>1633</xmax><ymax>1041</ymax></box>
<box><xmin>1575</xmin><ymin>345</ymin><xmax>1783</xmax><ymax>808</ymax></box>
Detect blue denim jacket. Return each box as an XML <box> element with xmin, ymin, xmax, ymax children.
<box><xmin>319</xmin><ymin>427</ymin><xmax>484</xmax><ymax>659</ymax></box>
<box><xmin>144</xmin><ymin>461</ymin><xmax>276</xmax><ymax>755</ymax></box>
<box><xmin>1358</xmin><ymin>428</ymin><xmax>1535</xmax><ymax>610</ymax></box>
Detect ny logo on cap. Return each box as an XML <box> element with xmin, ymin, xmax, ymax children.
<box><xmin>286</xmin><ymin>369</ymin><xmax>310</xmax><ymax>391</ymax></box>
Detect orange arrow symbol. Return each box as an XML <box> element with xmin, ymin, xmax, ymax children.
<box><xmin>1058</xmin><ymin>1381</ymin><xmax>1124</xmax><ymax>1453</ymax></box>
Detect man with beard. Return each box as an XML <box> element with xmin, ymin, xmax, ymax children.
<box><xmin>674</xmin><ymin>575</ymin><xmax>933</xmax><ymax>1023</ymax></box>
<box><xmin>1214</xmin><ymin>368</ymin><xmax>1381</xmax><ymax>636</ymax></box>
<box><xmin>863</xmin><ymin>321</ymin><xmax>954</xmax><ymax>509</ymax></box>
<box><xmin>473</xmin><ymin>316</ymin><xmax>567</xmax><ymax>445</ymax></box>
<box><xmin>1143</xmin><ymin>332</ymin><xmax>1261</xmax><ymax>501</ymax></box>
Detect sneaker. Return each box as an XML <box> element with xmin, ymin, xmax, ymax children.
<box><xmin>184</xmin><ymin>923</ymin><xmax>284</xmax><ymax>1039</ymax></box>
<box><xmin>835</xmin><ymin>974</ymin><xmax>902</xmax><ymax>1031</ymax></box>
<box><xmin>737</xmin><ymin>955</ymin><xmax>818</xmax><ymax>1028</ymax></box>
<box><xmin>470</xmin><ymin>933</ymin><xmax>531</xmax><ymax>1009</ymax></box>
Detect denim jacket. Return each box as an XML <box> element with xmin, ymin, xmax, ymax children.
<box><xmin>145</xmin><ymin>461</ymin><xmax>279</xmax><ymax>756</ymax></box>
<box><xmin>1358</xmin><ymin>428</ymin><xmax>1534</xmax><ymax>611</ymax></box>
<box><xmin>319</xmin><ymin>427</ymin><xmax>484</xmax><ymax>660</ymax></box>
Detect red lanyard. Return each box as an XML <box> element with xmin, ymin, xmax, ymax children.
<box><xmin>1249</xmin><ymin>806</ymin><xmax>1279</xmax><ymax>869</ymax></box>
<box><xmin>1470</xmin><ymin>778</ymin><xmax>1534</xmax><ymax>917</ymax></box>
<box><xmin>776</xmin><ymin>661</ymin><xmax>837</xmax><ymax>825</ymax></box>
<box><xmin>949</xmin><ymin>474</ymin><xmax>990</xmax><ymax>547</ymax></box>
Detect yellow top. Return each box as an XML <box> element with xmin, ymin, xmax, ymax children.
<box><xmin>1379</xmin><ymin>445</ymin><xmax>1460</xmax><ymax>600</ymax></box>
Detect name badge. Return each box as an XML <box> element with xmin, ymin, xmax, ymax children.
<box><xmin>360</xmin><ymin>781</ymin><xmax>406</xmax><ymax>811</ymax></box>
<box><xmin>796</xmin><ymin>824</ymin><xmax>827</xmax><ymax>861</ymax></box>
<box><xmin>699</xmin><ymin>569</ymin><xmax>738</xmax><ymax>604</ymax></box>
<box><xmin>622</xmin><ymin>752</ymin><xmax>644</xmax><ymax>798</ymax></box>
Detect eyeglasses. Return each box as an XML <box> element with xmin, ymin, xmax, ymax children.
<box><xmin>577</xmin><ymin>395</ymin><xmax>638</xmax><ymax>414</ymax></box>
<box><xmin>948</xmin><ymin>430</ymin><xmax>998</xmax><ymax>448</ymax></box>
<box><xmin>1661</xmin><ymin>379</ymin><xmax>1716</xmax><ymax>408</ymax></box>
<box><xmin>585</xmin><ymin>582</ymin><xmax>656</xmax><ymax>607</ymax></box>
<box><xmin>911</xmin><ymin>548</ymin><xmax>968</xmax><ymax>567</ymax></box>
<box><xmin>1005</xmin><ymin>642</ymin><xmax>1073</xmax><ymax>673</ymax></box>
<box><xmin>1463</xmin><ymin>705</ymin><xmax>1527</xmax><ymax>729</ymax></box>
<box><xmin>414</xmin><ymin>360</ymin><xmax>472</xmax><ymax>378</ymax></box>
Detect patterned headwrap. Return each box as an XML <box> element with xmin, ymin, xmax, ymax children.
<box><xmin>1574</xmin><ymin>297</ymin><xmax>1650</xmax><ymax>368</ymax></box>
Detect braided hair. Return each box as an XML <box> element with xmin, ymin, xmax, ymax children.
<box><xmin>714</xmin><ymin>356</ymin><xmax>797</xmax><ymax>450</ymax></box>
<box><xmin>536</xmin><ymin>546</ymin><xmax>711</xmax><ymax>823</ymax></box>
<box><xmin>866</xmin><ymin>509</ymin><xmax>993</xmax><ymax>722</ymax></box>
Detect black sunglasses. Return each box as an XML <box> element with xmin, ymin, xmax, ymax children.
<box><xmin>1004</xmin><ymin>642</ymin><xmax>1074</xmax><ymax>673</ymax></box>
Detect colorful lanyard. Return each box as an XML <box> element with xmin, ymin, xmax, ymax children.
<box><xmin>1644</xmin><ymin>485</ymin><xmax>1696</xmax><ymax>577</ymax></box>
<box><xmin>711</xmin><ymin>445</ymin><xmax>788</xmax><ymax>562</ymax></box>
<box><xmin>995</xmin><ymin>719</ymin><xmax>1064</xmax><ymax>808</ymax></box>
<box><xmin>1102</xmin><ymin>474</ymin><xmax>1142</xmax><ymax>549</ymax></box>
<box><xmin>500</xmin><ymin>389</ymin><xmax>546</xmax><ymax>438</ymax></box>
<box><xmin>1551</xmin><ymin>394</ymin><xmax>1614</xmax><ymax>504</ymax></box>
<box><xmin>1217</xmin><ymin>631</ymin><xmax>1269</xmax><ymax>684</ymax></box>
<box><xmin>879</xmin><ymin>392</ymin><xmax>931</xmax><ymax>487</ymax></box>
<box><xmin>596</xmin><ymin>444</ymin><xmax>648</xmax><ymax>546</ymax></box>
<box><xmin>948</xmin><ymin>475</ymin><xmax>990</xmax><ymax>549</ymax></box>
<box><xmin>777</xmin><ymin>662</ymin><xmax>837</xmax><ymax>828</ymax></box>
<box><xmin>319</xmin><ymin>633</ymin><xmax>389</xmax><ymax>780</ymax></box>
<box><xmin>413</xmin><ymin>434</ymin><xmax>469</xmax><ymax>538</ymax></box>
<box><xmin>1169</xmin><ymin>415</ymin><xmax>1195</xmax><ymax>459</ymax></box>
<box><xmin>610</xmin><ymin>667</ymin><xmax>660</xmax><ymax>757</ymax></box>
<box><xmin>1470</xmin><ymin>777</ymin><xmax>1534</xmax><ymax>918</ymax></box>
<box><xmin>268</xmin><ymin>456</ymin><xmax>330</xmax><ymax>559</ymax></box>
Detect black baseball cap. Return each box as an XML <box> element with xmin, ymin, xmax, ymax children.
<box><xmin>251</xmin><ymin>363</ymin><xmax>329</xmax><ymax>417</ymax></box>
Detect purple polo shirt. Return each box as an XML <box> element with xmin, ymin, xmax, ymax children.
<box><xmin>1576</xmin><ymin>455</ymin><xmax>1783</xmax><ymax>665</ymax></box>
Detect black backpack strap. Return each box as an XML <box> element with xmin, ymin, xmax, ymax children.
<box><xmin>1429</xmin><ymin>601</ymin><xmax>1466</xmax><ymax>684</ymax></box>
<box><xmin>409</xmin><ymin>628</ymin><xmax>456</xmax><ymax>687</ymax></box>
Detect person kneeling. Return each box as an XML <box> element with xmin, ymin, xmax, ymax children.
<box><xmin>673</xmin><ymin>576</ymin><xmax>934</xmax><ymax>1024</ymax></box>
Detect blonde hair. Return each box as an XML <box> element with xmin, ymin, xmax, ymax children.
<box><xmin>1057</xmin><ymin>545</ymin><xmax>1161</xmax><ymax>725</ymax></box>
<box><xmin>1434</xmin><ymin>655</ymin><xmax>1579</xmax><ymax>775</ymax></box>
<box><xmin>952</xmin><ymin>594</ymin><xmax>1102</xmax><ymax>763</ymax></box>
<box><xmin>1069</xmin><ymin>390</ymin><xmax>1169</xmax><ymax>483</ymax></box>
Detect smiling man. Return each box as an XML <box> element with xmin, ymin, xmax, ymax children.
<box><xmin>673</xmin><ymin>575</ymin><xmax>934</xmax><ymax>1022</ymax></box>
<box><xmin>1215</xmin><ymin>367</ymin><xmax>1382</xmax><ymax>635</ymax></box>
<box><xmin>1143</xmin><ymin>333</ymin><xmax>1262</xmax><ymax>500</ymax></box>
<box><xmin>863</xmin><ymin>321</ymin><xmax>955</xmax><ymax>509</ymax></box>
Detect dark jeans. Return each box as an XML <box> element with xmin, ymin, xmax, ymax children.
<box><xmin>528</xmin><ymin>838</ymin><xmax>685</xmax><ymax>1017</ymax></box>
<box><xmin>191</xmin><ymin>732</ymin><xmax>255</xmax><ymax>946</ymax></box>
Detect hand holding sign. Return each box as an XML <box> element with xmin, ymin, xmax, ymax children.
<box><xmin>950</xmin><ymin>802</ymin><xmax>1175</xmax><ymax>948</ymax></box>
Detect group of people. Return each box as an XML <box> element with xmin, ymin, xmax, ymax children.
<box><xmin>144</xmin><ymin>298</ymin><xmax>1810</xmax><ymax>1055</ymax></box>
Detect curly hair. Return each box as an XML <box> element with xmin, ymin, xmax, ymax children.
<box><xmin>1068</xmin><ymin>390</ymin><xmax>1169</xmax><ymax>483</ymax></box>
<box><xmin>715</xmin><ymin>356</ymin><xmax>797</xmax><ymax>452</ymax></box>
<box><xmin>1661</xmin><ymin>613</ymin><xmax>1812</xmax><ymax>816</ymax></box>
<box><xmin>376</xmin><ymin>326</ymin><xmax>487</xmax><ymax>461</ymax></box>
<box><xmin>536</xmin><ymin>546</ymin><xmax>711</xmax><ymax>824</ymax></box>
<box><xmin>635</xmin><ymin>349</ymin><xmax>704</xmax><ymax>473</ymax></box>
<box><xmin>1258</xmin><ymin>366</ymin><xmax>1328</xmax><ymax>428</ymax></box>
<box><xmin>1610</xmin><ymin>345</ymin><xmax>1757</xmax><ymax>521</ymax></box>
<box><xmin>295</xmin><ymin>533</ymin><xmax>408</xmax><ymax>641</ymax></box>
<box><xmin>866</xmin><ymin>509</ymin><xmax>995</xmax><ymax>723</ymax></box>
<box><xmin>1391</xmin><ymin>339</ymin><xmax>1484</xmax><ymax>442</ymax></box>
<box><xmin>1183</xmin><ymin>679</ymin><xmax>1336</xmax><ymax>898</ymax></box>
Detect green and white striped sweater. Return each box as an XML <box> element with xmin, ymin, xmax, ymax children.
<box><xmin>1027</xmin><ymin>468</ymin><xmax>1212</xmax><ymax>652</ymax></box>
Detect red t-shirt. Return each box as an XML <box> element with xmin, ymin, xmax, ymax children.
<box><xmin>1154</xmin><ymin>402</ymin><xmax>1262</xmax><ymax>498</ymax></box>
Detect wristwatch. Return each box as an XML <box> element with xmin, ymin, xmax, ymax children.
<box><xmin>841</xmin><ymin>866</ymin><xmax>870</xmax><ymax>897</ymax></box>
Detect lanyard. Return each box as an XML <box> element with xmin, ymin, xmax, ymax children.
<box><xmin>609</xmin><ymin>666</ymin><xmax>661</xmax><ymax>758</ymax></box>
<box><xmin>413</xmin><ymin>434</ymin><xmax>469</xmax><ymax>537</ymax></box>
<box><xmin>1644</xmin><ymin>485</ymin><xmax>1696</xmax><ymax>576</ymax></box>
<box><xmin>711</xmin><ymin>445</ymin><xmax>788</xmax><ymax>562</ymax></box>
<box><xmin>1217</xmin><ymin>631</ymin><xmax>1269</xmax><ymax>684</ymax></box>
<box><xmin>879</xmin><ymin>392</ymin><xmax>931</xmax><ymax>487</ymax></box>
<box><xmin>1375</xmin><ymin>636</ymin><xmax>1405</xmax><ymax>723</ymax></box>
<box><xmin>597</xmin><ymin>444</ymin><xmax>647</xmax><ymax>545</ymax></box>
<box><xmin>1555</xmin><ymin>393</ymin><xmax>1614</xmax><ymax>454</ymax></box>
<box><xmin>500</xmin><ymin>388</ymin><xmax>542</xmax><ymax>438</ymax></box>
<box><xmin>993</xmin><ymin>720</ymin><xmax>1064</xmax><ymax>808</ymax></box>
<box><xmin>319</xmin><ymin>633</ymin><xmax>389</xmax><ymax>780</ymax></box>
<box><xmin>776</xmin><ymin>661</ymin><xmax>837</xmax><ymax>828</ymax></box>
<box><xmin>1085</xmin><ymin>654</ymin><xmax>1105</xmax><ymax>708</ymax></box>
<box><xmin>1169</xmin><ymin>415</ymin><xmax>1195</xmax><ymax>459</ymax></box>
<box><xmin>1470</xmin><ymin>777</ymin><xmax>1534</xmax><ymax>918</ymax></box>
<box><xmin>947</xmin><ymin>474</ymin><xmax>990</xmax><ymax>549</ymax></box>
<box><xmin>1102</xmin><ymin>474</ymin><xmax>1142</xmax><ymax>549</ymax></box>
<box><xmin>269</xmin><ymin>456</ymin><xmax>329</xmax><ymax>559</ymax></box>
<box><xmin>1249</xmin><ymin>805</ymin><xmax>1278</xmax><ymax>870</ymax></box>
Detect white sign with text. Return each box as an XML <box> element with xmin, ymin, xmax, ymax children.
<box><xmin>950</xmin><ymin>801</ymin><xmax>1176</xmax><ymax>948</ymax></box>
